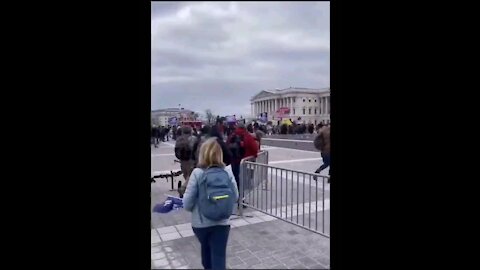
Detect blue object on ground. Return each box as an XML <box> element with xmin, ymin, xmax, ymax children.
<box><xmin>153</xmin><ymin>196</ymin><xmax>183</xmax><ymax>213</ymax></box>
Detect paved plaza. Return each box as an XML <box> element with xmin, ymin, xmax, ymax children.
<box><xmin>151</xmin><ymin>137</ymin><xmax>330</xmax><ymax>269</ymax></box>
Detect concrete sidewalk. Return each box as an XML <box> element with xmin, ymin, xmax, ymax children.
<box><xmin>151</xmin><ymin>210</ymin><xmax>330</xmax><ymax>269</ymax></box>
<box><xmin>151</xmin><ymin>141</ymin><xmax>330</xmax><ymax>269</ymax></box>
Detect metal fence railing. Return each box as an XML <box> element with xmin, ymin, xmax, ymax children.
<box><xmin>239</xmin><ymin>157</ymin><xmax>330</xmax><ymax>237</ymax></box>
<box><xmin>237</xmin><ymin>151</ymin><xmax>268</xmax><ymax>204</ymax></box>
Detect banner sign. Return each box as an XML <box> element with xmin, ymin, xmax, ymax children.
<box><xmin>226</xmin><ymin>115</ymin><xmax>237</xmax><ymax>123</ymax></box>
<box><xmin>168</xmin><ymin>117</ymin><xmax>177</xmax><ymax>125</ymax></box>
<box><xmin>275</xmin><ymin>107</ymin><xmax>290</xmax><ymax>118</ymax></box>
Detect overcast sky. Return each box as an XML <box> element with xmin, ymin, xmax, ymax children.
<box><xmin>151</xmin><ymin>1</ymin><xmax>329</xmax><ymax>118</ymax></box>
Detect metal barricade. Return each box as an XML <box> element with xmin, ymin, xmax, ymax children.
<box><xmin>238</xmin><ymin>151</ymin><xmax>268</xmax><ymax>208</ymax></box>
<box><xmin>239</xmin><ymin>157</ymin><xmax>330</xmax><ymax>238</ymax></box>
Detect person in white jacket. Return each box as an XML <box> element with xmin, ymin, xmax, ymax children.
<box><xmin>182</xmin><ymin>137</ymin><xmax>239</xmax><ymax>270</ymax></box>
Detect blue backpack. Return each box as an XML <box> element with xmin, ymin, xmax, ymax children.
<box><xmin>197</xmin><ymin>167</ymin><xmax>236</xmax><ymax>221</ymax></box>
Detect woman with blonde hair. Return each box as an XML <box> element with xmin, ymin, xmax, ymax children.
<box><xmin>183</xmin><ymin>137</ymin><xmax>238</xmax><ymax>270</ymax></box>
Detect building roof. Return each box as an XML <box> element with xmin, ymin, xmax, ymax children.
<box><xmin>152</xmin><ymin>108</ymin><xmax>194</xmax><ymax>113</ymax></box>
<box><xmin>251</xmin><ymin>87</ymin><xmax>330</xmax><ymax>101</ymax></box>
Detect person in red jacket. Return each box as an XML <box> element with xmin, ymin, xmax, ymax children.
<box><xmin>227</xmin><ymin>123</ymin><xmax>259</xmax><ymax>192</ymax></box>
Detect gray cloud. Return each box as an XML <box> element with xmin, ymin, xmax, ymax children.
<box><xmin>151</xmin><ymin>1</ymin><xmax>329</xmax><ymax>117</ymax></box>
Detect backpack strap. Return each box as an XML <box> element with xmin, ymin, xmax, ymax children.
<box><xmin>196</xmin><ymin>169</ymin><xmax>206</xmax><ymax>224</ymax></box>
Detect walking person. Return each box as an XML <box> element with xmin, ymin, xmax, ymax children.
<box><xmin>192</xmin><ymin>125</ymin><xmax>212</xmax><ymax>167</ymax></box>
<box><xmin>151</xmin><ymin>126</ymin><xmax>159</xmax><ymax>148</ymax></box>
<box><xmin>165</xmin><ymin>126</ymin><xmax>170</xmax><ymax>142</ymax></box>
<box><xmin>183</xmin><ymin>138</ymin><xmax>238</xmax><ymax>270</ymax></box>
<box><xmin>172</xmin><ymin>125</ymin><xmax>177</xmax><ymax>140</ymax></box>
<box><xmin>209</xmin><ymin>125</ymin><xmax>232</xmax><ymax>166</ymax></box>
<box><xmin>159</xmin><ymin>126</ymin><xmax>165</xmax><ymax>142</ymax></box>
<box><xmin>152</xmin><ymin>127</ymin><xmax>160</xmax><ymax>148</ymax></box>
<box><xmin>174</xmin><ymin>126</ymin><xmax>198</xmax><ymax>197</ymax></box>
<box><xmin>155</xmin><ymin>126</ymin><xmax>162</xmax><ymax>145</ymax></box>
<box><xmin>227</xmin><ymin>123</ymin><xmax>258</xmax><ymax>207</ymax></box>
<box><xmin>254</xmin><ymin>129</ymin><xmax>265</xmax><ymax>150</ymax></box>
<box><xmin>313</xmin><ymin>123</ymin><xmax>331</xmax><ymax>182</ymax></box>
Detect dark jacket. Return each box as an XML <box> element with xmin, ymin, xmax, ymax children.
<box><xmin>210</xmin><ymin>126</ymin><xmax>232</xmax><ymax>166</ymax></box>
<box><xmin>314</xmin><ymin>126</ymin><xmax>330</xmax><ymax>155</ymax></box>
<box><xmin>152</xmin><ymin>127</ymin><xmax>160</xmax><ymax>137</ymax></box>
<box><xmin>227</xmin><ymin>127</ymin><xmax>259</xmax><ymax>163</ymax></box>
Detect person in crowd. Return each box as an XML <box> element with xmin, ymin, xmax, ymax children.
<box><xmin>247</xmin><ymin>123</ymin><xmax>253</xmax><ymax>133</ymax></box>
<box><xmin>176</xmin><ymin>127</ymin><xmax>183</xmax><ymax>137</ymax></box>
<box><xmin>165</xmin><ymin>126</ymin><xmax>170</xmax><ymax>141</ymax></box>
<box><xmin>267</xmin><ymin>124</ymin><xmax>273</xmax><ymax>135</ymax></box>
<box><xmin>159</xmin><ymin>126</ymin><xmax>165</xmax><ymax>142</ymax></box>
<box><xmin>192</xmin><ymin>125</ymin><xmax>212</xmax><ymax>166</ymax></box>
<box><xmin>155</xmin><ymin>126</ymin><xmax>161</xmax><ymax>144</ymax></box>
<box><xmin>253</xmin><ymin>122</ymin><xmax>259</xmax><ymax>132</ymax></box>
<box><xmin>172</xmin><ymin>125</ymin><xmax>177</xmax><ymax>140</ymax></box>
<box><xmin>151</xmin><ymin>126</ymin><xmax>159</xmax><ymax>148</ymax></box>
<box><xmin>209</xmin><ymin>125</ymin><xmax>232</xmax><ymax>166</ymax></box>
<box><xmin>254</xmin><ymin>129</ymin><xmax>265</xmax><ymax>150</ymax></box>
<box><xmin>183</xmin><ymin>138</ymin><xmax>238</xmax><ymax>270</ymax></box>
<box><xmin>226</xmin><ymin>123</ymin><xmax>259</xmax><ymax>192</ymax></box>
<box><xmin>313</xmin><ymin>123</ymin><xmax>330</xmax><ymax>182</ymax></box>
<box><xmin>175</xmin><ymin>126</ymin><xmax>198</xmax><ymax>197</ymax></box>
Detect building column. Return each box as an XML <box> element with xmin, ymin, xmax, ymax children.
<box><xmin>322</xmin><ymin>97</ymin><xmax>326</xmax><ymax>115</ymax></box>
<box><xmin>291</xmin><ymin>97</ymin><xmax>293</xmax><ymax>117</ymax></box>
<box><xmin>289</xmin><ymin>97</ymin><xmax>292</xmax><ymax>119</ymax></box>
<box><xmin>327</xmin><ymin>96</ymin><xmax>330</xmax><ymax>115</ymax></box>
<box><xmin>327</xmin><ymin>97</ymin><xmax>330</xmax><ymax>114</ymax></box>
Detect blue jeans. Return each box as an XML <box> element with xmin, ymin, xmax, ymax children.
<box><xmin>193</xmin><ymin>225</ymin><xmax>230</xmax><ymax>270</ymax></box>
<box><xmin>316</xmin><ymin>153</ymin><xmax>331</xmax><ymax>173</ymax></box>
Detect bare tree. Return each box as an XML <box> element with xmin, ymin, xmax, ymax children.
<box><xmin>205</xmin><ymin>109</ymin><xmax>214</xmax><ymax>124</ymax></box>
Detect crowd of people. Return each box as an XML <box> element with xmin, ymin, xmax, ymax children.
<box><xmin>166</xmin><ymin>121</ymin><xmax>260</xmax><ymax>270</ymax></box>
<box><xmin>150</xmin><ymin>125</ymin><xmax>171</xmax><ymax>148</ymax></box>
<box><xmin>267</xmin><ymin>121</ymin><xmax>330</xmax><ymax>135</ymax></box>
<box><xmin>169</xmin><ymin>121</ymin><xmax>261</xmax><ymax>197</ymax></box>
<box><xmin>152</xmin><ymin>120</ymin><xmax>329</xmax><ymax>270</ymax></box>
